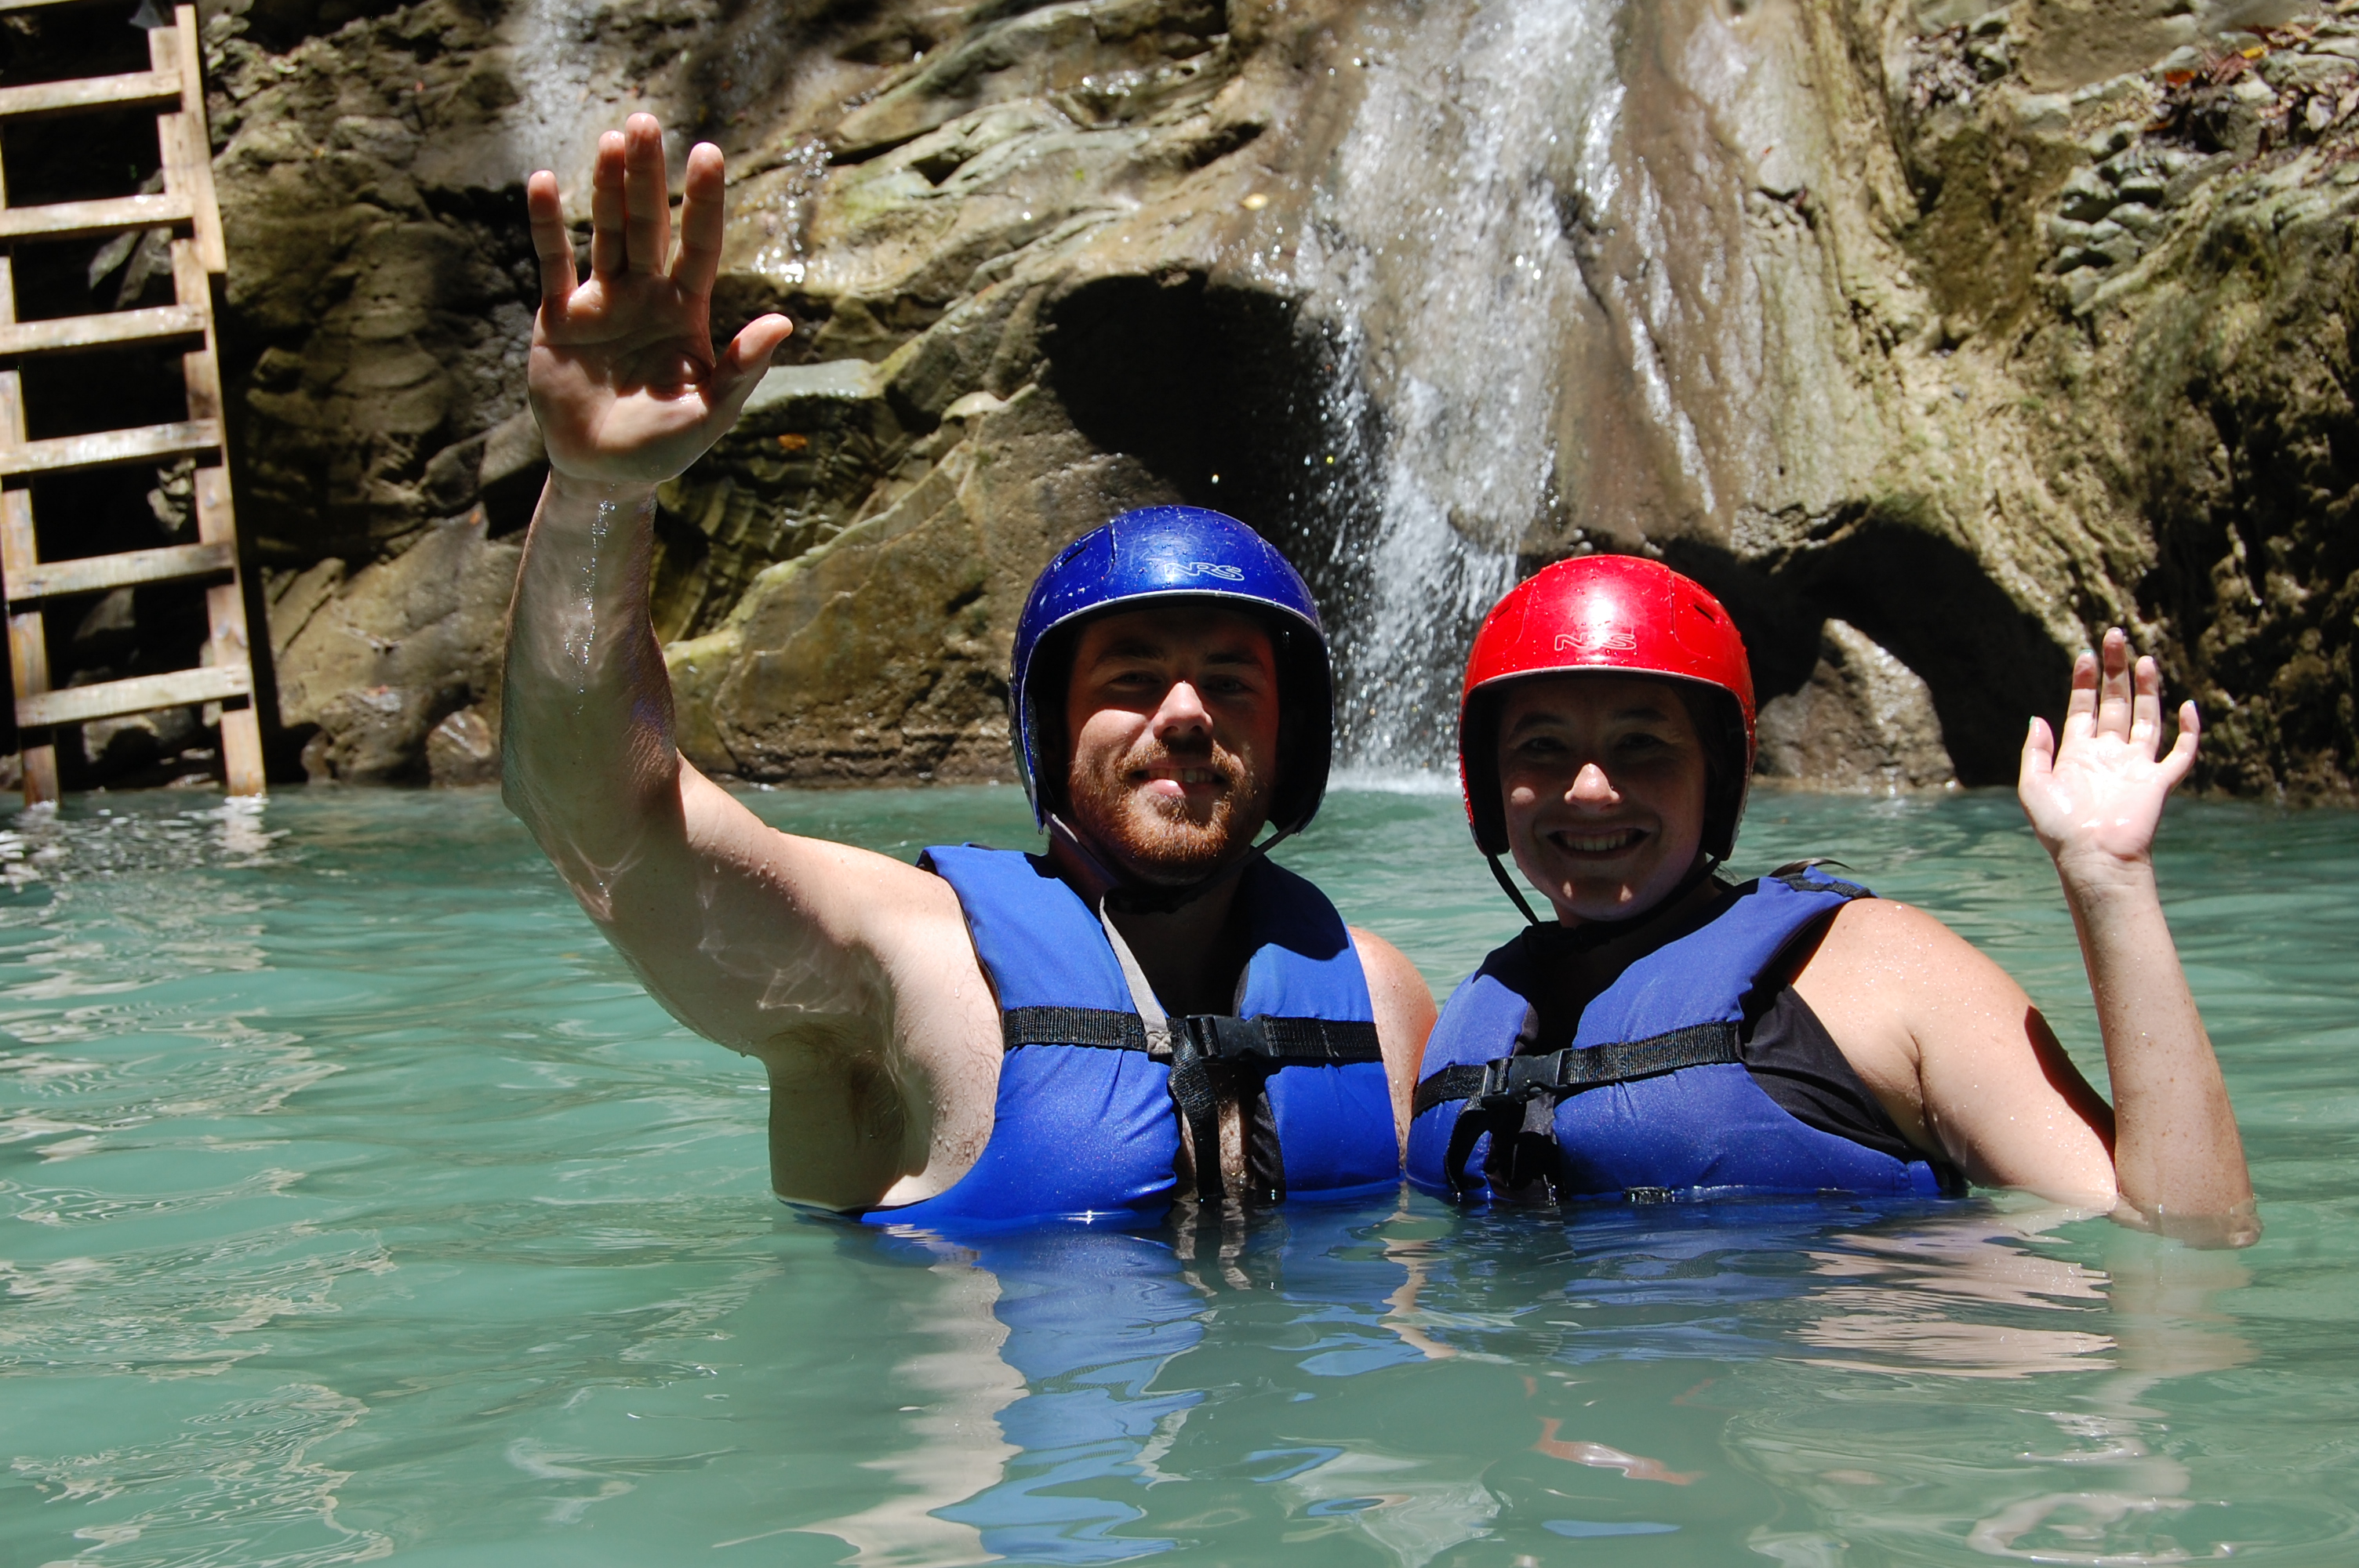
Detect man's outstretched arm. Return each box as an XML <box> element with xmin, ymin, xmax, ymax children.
<box><xmin>501</xmin><ymin>118</ymin><xmax>932</xmax><ymax>1065</ymax></box>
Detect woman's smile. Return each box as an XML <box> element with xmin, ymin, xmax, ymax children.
<box><xmin>1494</xmin><ymin>673</ymin><xmax>1710</xmax><ymax>924</ymax></box>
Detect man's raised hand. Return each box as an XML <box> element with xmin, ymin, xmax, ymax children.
<box><xmin>525</xmin><ymin>114</ymin><xmax>794</xmax><ymax>486</ymax></box>
<box><xmin>2019</xmin><ymin>627</ymin><xmax>2201</xmax><ymax>874</ymax></box>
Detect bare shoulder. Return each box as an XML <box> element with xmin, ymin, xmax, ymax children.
<box><xmin>1794</xmin><ymin>889</ymin><xmax>2114</xmax><ymax>1191</ymax></box>
<box><xmin>616</xmin><ymin>764</ymin><xmax>987</xmax><ymax>1072</ymax></box>
<box><xmin>1349</xmin><ymin>925</ymin><xmax>1437</xmax><ymax>1148</ymax></box>
<box><xmin>1348</xmin><ymin>927</ymin><xmax>1436</xmax><ymax>1026</ymax></box>
<box><xmin>1792</xmin><ymin>895</ymin><xmax>2031</xmax><ymax>1067</ymax></box>
<box><xmin>1806</xmin><ymin>894</ymin><xmax>2005</xmax><ymax>980</ymax></box>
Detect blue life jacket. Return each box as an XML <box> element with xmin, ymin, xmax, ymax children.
<box><xmin>865</xmin><ymin>846</ymin><xmax>1399</xmax><ymax>1232</ymax></box>
<box><xmin>1407</xmin><ymin>865</ymin><xmax>1957</xmax><ymax>1204</ymax></box>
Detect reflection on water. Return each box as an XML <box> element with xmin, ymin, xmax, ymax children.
<box><xmin>1</xmin><ymin>787</ymin><xmax>2357</xmax><ymax>1565</ymax></box>
<box><xmin>792</xmin><ymin>1197</ymin><xmax>2287</xmax><ymax>1566</ymax></box>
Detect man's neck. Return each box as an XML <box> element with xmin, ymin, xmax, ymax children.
<box><xmin>1045</xmin><ymin>827</ymin><xmax>1253</xmax><ymax>1016</ymax></box>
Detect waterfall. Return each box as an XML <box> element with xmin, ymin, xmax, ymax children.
<box><xmin>505</xmin><ymin>0</ymin><xmax>611</xmax><ymax>190</ymax></box>
<box><xmin>1296</xmin><ymin>0</ymin><xmax>1631</xmax><ymax>778</ymax></box>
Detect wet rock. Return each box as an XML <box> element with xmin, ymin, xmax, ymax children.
<box><xmin>1755</xmin><ymin>622</ymin><xmax>1957</xmax><ymax>793</ymax></box>
<box><xmin>269</xmin><ymin>509</ymin><xmax>520</xmax><ymax>784</ymax></box>
<box><xmin>425</xmin><ymin>705</ymin><xmax>500</xmax><ymax>786</ymax></box>
<box><xmin>2057</xmin><ymin>169</ymin><xmax>2120</xmax><ymax>220</ymax></box>
<box><xmin>79</xmin><ymin>706</ymin><xmax>206</xmax><ymax>780</ymax></box>
<box><xmin>666</xmin><ymin>383</ymin><xmax>1169</xmax><ymax>782</ymax></box>
<box><xmin>71</xmin><ymin>589</ymin><xmax>141</xmax><ymax>670</ymax></box>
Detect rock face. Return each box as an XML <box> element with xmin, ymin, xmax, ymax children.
<box><xmin>33</xmin><ymin>0</ymin><xmax>2349</xmax><ymax>796</ymax></box>
<box><xmin>264</xmin><ymin>510</ymin><xmax>520</xmax><ymax>784</ymax></box>
<box><xmin>1757</xmin><ymin>621</ymin><xmax>1957</xmax><ymax>793</ymax></box>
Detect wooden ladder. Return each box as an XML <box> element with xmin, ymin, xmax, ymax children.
<box><xmin>0</xmin><ymin>0</ymin><xmax>263</xmax><ymax>803</ymax></box>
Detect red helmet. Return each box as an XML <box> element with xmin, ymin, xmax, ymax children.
<box><xmin>1459</xmin><ymin>554</ymin><xmax>1757</xmax><ymax>863</ymax></box>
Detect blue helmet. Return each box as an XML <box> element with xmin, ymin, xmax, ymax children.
<box><xmin>1009</xmin><ymin>506</ymin><xmax>1333</xmax><ymax>836</ymax></box>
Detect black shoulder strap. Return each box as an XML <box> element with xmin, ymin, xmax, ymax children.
<box><xmin>1767</xmin><ymin>859</ymin><xmax>1873</xmax><ymax>898</ymax></box>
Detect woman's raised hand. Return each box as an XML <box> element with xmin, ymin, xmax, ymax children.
<box><xmin>525</xmin><ymin>114</ymin><xmax>794</xmax><ymax>486</ymax></box>
<box><xmin>2019</xmin><ymin>627</ymin><xmax>2201</xmax><ymax>875</ymax></box>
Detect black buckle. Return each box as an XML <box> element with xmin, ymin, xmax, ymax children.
<box><xmin>1475</xmin><ymin>1050</ymin><xmax>1562</xmax><ymax>1109</ymax></box>
<box><xmin>1176</xmin><ymin>1014</ymin><xmax>1264</xmax><ymax>1062</ymax></box>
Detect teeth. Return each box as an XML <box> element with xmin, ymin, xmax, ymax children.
<box><xmin>1561</xmin><ymin>829</ymin><xmax>1640</xmax><ymax>852</ymax></box>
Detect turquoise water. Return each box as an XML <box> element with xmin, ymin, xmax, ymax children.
<box><xmin>1</xmin><ymin>782</ymin><xmax>2354</xmax><ymax>1566</ymax></box>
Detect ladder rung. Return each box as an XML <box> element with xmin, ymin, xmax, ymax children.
<box><xmin>18</xmin><ymin>662</ymin><xmax>248</xmax><ymax>729</ymax></box>
<box><xmin>0</xmin><ymin>193</ymin><xmax>192</xmax><ymax>245</ymax></box>
<box><xmin>0</xmin><ymin>305</ymin><xmax>205</xmax><ymax>358</ymax></box>
<box><xmin>0</xmin><ymin>71</ymin><xmax>180</xmax><ymax>122</ymax></box>
<box><xmin>6</xmin><ymin>540</ymin><xmax>233</xmax><ymax>604</ymax></box>
<box><xmin>0</xmin><ymin>419</ymin><xmax>220</xmax><ymax>477</ymax></box>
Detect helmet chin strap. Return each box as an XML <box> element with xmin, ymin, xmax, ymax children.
<box><xmin>1047</xmin><ymin>813</ymin><xmax>1295</xmax><ymax>916</ymax></box>
<box><xmin>1486</xmin><ymin>855</ymin><xmax>1545</xmax><ymax>927</ymax></box>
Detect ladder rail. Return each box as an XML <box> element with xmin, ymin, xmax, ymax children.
<box><xmin>0</xmin><ymin>4</ymin><xmax>264</xmax><ymax>800</ymax></box>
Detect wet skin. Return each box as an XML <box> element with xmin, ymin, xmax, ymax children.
<box><xmin>500</xmin><ymin>115</ymin><xmax>1432</xmax><ymax>1211</ymax></box>
<box><xmin>1481</xmin><ymin>653</ymin><xmax>2255</xmax><ymax>1243</ymax></box>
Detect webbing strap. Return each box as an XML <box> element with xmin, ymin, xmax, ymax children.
<box><xmin>1001</xmin><ymin>1006</ymin><xmax>1149</xmax><ymax>1052</ymax></box>
<box><xmin>1167</xmin><ymin>1034</ymin><xmax>1228</xmax><ymax>1201</ymax></box>
<box><xmin>999</xmin><ymin>1007</ymin><xmax>1380</xmax><ymax>1065</ymax></box>
<box><xmin>1420</xmin><ymin>1022</ymin><xmax>1742</xmax><ymax>1199</ymax></box>
<box><xmin>1411</xmin><ymin>1022</ymin><xmax>1742</xmax><ymax>1120</ymax></box>
<box><xmin>1177</xmin><ymin>1014</ymin><xmax>1383</xmax><ymax>1065</ymax></box>
<box><xmin>999</xmin><ymin>1006</ymin><xmax>1376</xmax><ymax>1203</ymax></box>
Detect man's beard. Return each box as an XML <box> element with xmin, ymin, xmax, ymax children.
<box><xmin>1066</xmin><ymin>739</ymin><xmax>1275</xmax><ymax>886</ymax></box>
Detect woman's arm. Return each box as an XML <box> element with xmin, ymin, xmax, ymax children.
<box><xmin>1798</xmin><ymin>630</ymin><xmax>2255</xmax><ymax>1244</ymax></box>
<box><xmin>2018</xmin><ymin>629</ymin><xmax>2255</xmax><ymax>1240</ymax></box>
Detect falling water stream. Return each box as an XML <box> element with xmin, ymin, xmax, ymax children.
<box><xmin>1296</xmin><ymin>0</ymin><xmax>1834</xmax><ymax>774</ymax></box>
<box><xmin>1296</xmin><ymin>0</ymin><xmax>1619</xmax><ymax>768</ymax></box>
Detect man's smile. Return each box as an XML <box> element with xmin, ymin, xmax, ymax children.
<box><xmin>1136</xmin><ymin>763</ymin><xmax>1225</xmax><ymax>799</ymax></box>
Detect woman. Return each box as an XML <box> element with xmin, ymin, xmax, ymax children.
<box><xmin>1405</xmin><ymin>556</ymin><xmax>2256</xmax><ymax>1242</ymax></box>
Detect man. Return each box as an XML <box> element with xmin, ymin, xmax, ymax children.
<box><xmin>503</xmin><ymin>116</ymin><xmax>1432</xmax><ymax>1225</ymax></box>
<box><xmin>1408</xmin><ymin>556</ymin><xmax>2256</xmax><ymax>1243</ymax></box>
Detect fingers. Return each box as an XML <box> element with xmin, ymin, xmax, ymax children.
<box><xmin>708</xmin><ymin>313</ymin><xmax>797</xmax><ymax>413</ymax></box>
<box><xmin>2063</xmin><ymin>647</ymin><xmax>2099</xmax><ymax>739</ymax></box>
<box><xmin>590</xmin><ymin>130</ymin><xmax>627</xmax><ymax>278</ymax></box>
<box><xmin>623</xmin><ymin>113</ymin><xmax>672</xmax><ymax>276</ymax></box>
<box><xmin>2157</xmin><ymin>699</ymin><xmax>2201</xmax><ymax>791</ymax></box>
<box><xmin>525</xmin><ymin>169</ymin><xmax>576</xmax><ymax>306</ymax></box>
<box><xmin>2094</xmin><ymin>626</ymin><xmax>2133</xmax><ymax>739</ymax></box>
<box><xmin>2021</xmin><ymin>714</ymin><xmax>2055</xmax><ymax>785</ymax></box>
<box><xmin>675</xmin><ymin>142</ymin><xmax>728</xmax><ymax>301</ymax></box>
<box><xmin>2130</xmin><ymin>652</ymin><xmax>2165</xmax><ymax>753</ymax></box>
